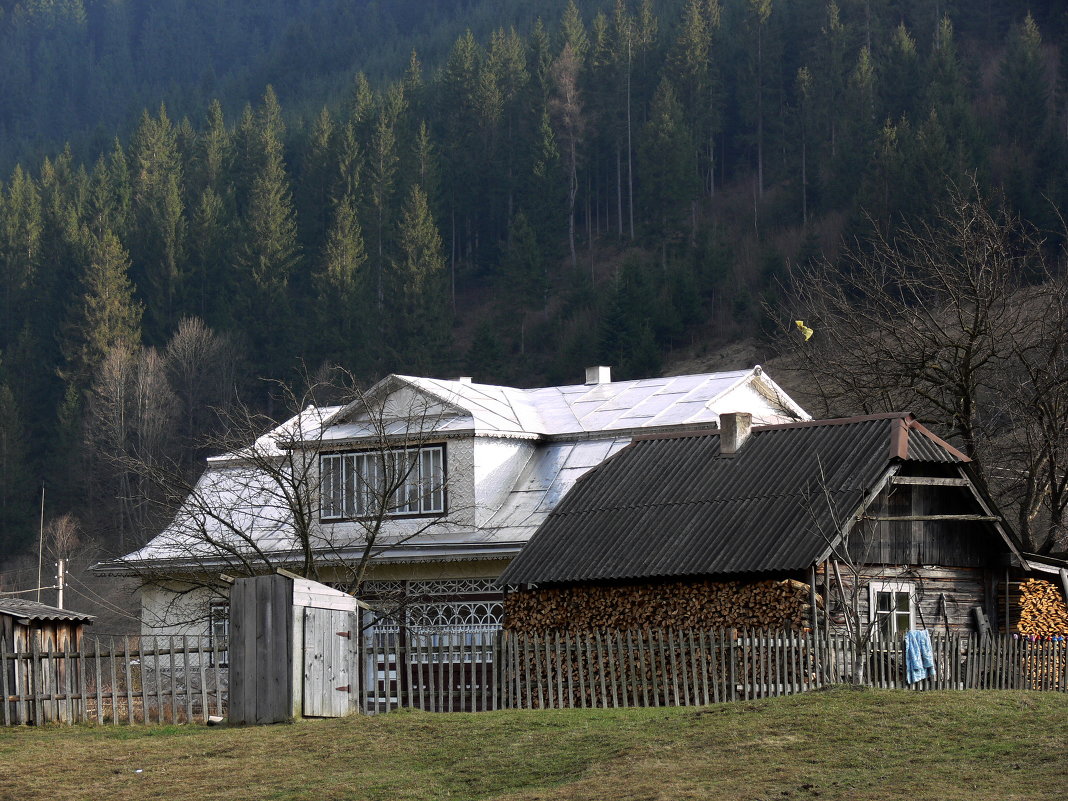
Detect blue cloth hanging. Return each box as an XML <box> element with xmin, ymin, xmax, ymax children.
<box><xmin>904</xmin><ymin>630</ymin><xmax>936</xmax><ymax>684</ymax></box>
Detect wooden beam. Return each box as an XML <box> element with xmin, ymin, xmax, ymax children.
<box><xmin>859</xmin><ymin>514</ymin><xmax>1000</xmax><ymax>522</ymax></box>
<box><xmin>889</xmin><ymin>476</ymin><xmax>970</xmax><ymax>487</ymax></box>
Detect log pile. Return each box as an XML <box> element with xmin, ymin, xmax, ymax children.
<box><xmin>504</xmin><ymin>578</ymin><xmax>821</xmax><ymax>635</ymax></box>
<box><xmin>1014</xmin><ymin>578</ymin><xmax>1068</xmax><ymax>636</ymax></box>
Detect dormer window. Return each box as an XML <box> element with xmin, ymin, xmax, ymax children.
<box><xmin>320</xmin><ymin>445</ymin><xmax>445</xmax><ymax>520</ymax></box>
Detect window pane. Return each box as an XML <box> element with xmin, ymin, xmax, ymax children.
<box><xmin>895</xmin><ymin>592</ymin><xmax>910</xmax><ymax>613</ymax></box>
<box><xmin>321</xmin><ymin>456</ymin><xmax>342</xmax><ymax>517</ymax></box>
<box><xmin>896</xmin><ymin>612</ymin><xmax>911</xmax><ymax>633</ymax></box>
<box><xmin>343</xmin><ymin>455</ymin><xmax>357</xmax><ymax>518</ymax></box>
<box><xmin>876</xmin><ymin>592</ymin><xmax>891</xmax><ymax>613</ymax></box>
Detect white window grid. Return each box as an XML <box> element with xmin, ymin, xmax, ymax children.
<box><xmin>869</xmin><ymin>581</ymin><xmax>915</xmax><ymax>640</ymax></box>
<box><xmin>320</xmin><ymin>445</ymin><xmax>445</xmax><ymax>520</ymax></box>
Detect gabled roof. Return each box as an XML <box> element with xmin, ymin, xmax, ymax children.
<box><xmin>0</xmin><ymin>598</ymin><xmax>95</xmax><ymax>623</ymax></box>
<box><xmin>498</xmin><ymin>413</ymin><xmax>1004</xmax><ymax>586</ymax></box>
<box><xmin>320</xmin><ymin>366</ymin><xmax>808</xmax><ymax>442</ymax></box>
<box><xmin>98</xmin><ymin>367</ymin><xmax>810</xmax><ymax>575</ymax></box>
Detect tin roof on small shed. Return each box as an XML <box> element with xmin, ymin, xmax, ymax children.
<box><xmin>0</xmin><ymin>598</ymin><xmax>95</xmax><ymax>622</ymax></box>
<box><xmin>498</xmin><ymin>413</ymin><xmax>969</xmax><ymax>586</ymax></box>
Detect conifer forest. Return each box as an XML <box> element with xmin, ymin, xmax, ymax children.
<box><xmin>0</xmin><ymin>0</ymin><xmax>1066</xmax><ymax>570</ymax></box>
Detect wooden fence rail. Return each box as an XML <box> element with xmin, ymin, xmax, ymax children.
<box><xmin>0</xmin><ymin>636</ymin><xmax>227</xmax><ymax>726</ymax></box>
<box><xmin>5</xmin><ymin>629</ymin><xmax>1064</xmax><ymax>724</ymax></box>
<box><xmin>499</xmin><ymin>629</ymin><xmax>1068</xmax><ymax>709</ymax></box>
<box><xmin>363</xmin><ymin>629</ymin><xmax>1068</xmax><ymax>714</ymax></box>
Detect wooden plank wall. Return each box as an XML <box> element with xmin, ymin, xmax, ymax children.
<box><xmin>819</xmin><ymin>564</ymin><xmax>991</xmax><ymax>634</ymax></box>
<box><xmin>0</xmin><ymin>635</ymin><xmax>226</xmax><ymax>725</ymax></box>
<box><xmin>228</xmin><ymin>574</ymin><xmax>293</xmax><ymax>725</ymax></box>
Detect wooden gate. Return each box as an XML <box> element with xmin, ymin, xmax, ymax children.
<box><xmin>302</xmin><ymin>607</ymin><xmax>359</xmax><ymax>717</ymax></box>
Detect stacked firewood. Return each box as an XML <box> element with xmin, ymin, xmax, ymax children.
<box><xmin>504</xmin><ymin>578</ymin><xmax>820</xmax><ymax>635</ymax></box>
<box><xmin>1015</xmin><ymin>578</ymin><xmax>1068</xmax><ymax>636</ymax></box>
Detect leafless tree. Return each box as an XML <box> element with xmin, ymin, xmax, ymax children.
<box><xmin>86</xmin><ymin>345</ymin><xmax>178</xmax><ymax>549</ymax></box>
<box><xmin>103</xmin><ymin>367</ymin><xmax>472</xmax><ymax>628</ymax></box>
<box><xmin>777</xmin><ymin>184</ymin><xmax>1068</xmax><ymax>554</ymax></box>
<box><xmin>164</xmin><ymin>317</ymin><xmax>241</xmax><ymax>469</ymax></box>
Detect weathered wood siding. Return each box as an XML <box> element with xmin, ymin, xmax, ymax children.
<box><xmin>228</xmin><ymin>574</ymin><xmax>293</xmax><ymax>725</ymax></box>
<box><xmin>847</xmin><ymin>483</ymin><xmax>1001</xmax><ymax>567</ymax></box>
<box><xmin>0</xmin><ymin>617</ymin><xmax>87</xmax><ymax>723</ymax></box>
<box><xmin>818</xmin><ymin>564</ymin><xmax>995</xmax><ymax>634</ymax></box>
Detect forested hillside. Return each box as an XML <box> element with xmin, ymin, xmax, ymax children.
<box><xmin>1</xmin><ymin>0</ymin><xmax>1067</xmax><ymax>567</ymax></box>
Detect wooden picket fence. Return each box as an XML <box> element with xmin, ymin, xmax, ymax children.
<box><xmin>0</xmin><ymin>635</ymin><xmax>227</xmax><ymax>726</ymax></box>
<box><xmin>5</xmin><ymin>629</ymin><xmax>1065</xmax><ymax>724</ymax></box>
<box><xmin>501</xmin><ymin>629</ymin><xmax>1068</xmax><ymax>709</ymax></box>
<box><xmin>364</xmin><ymin>629</ymin><xmax>1068</xmax><ymax>713</ymax></box>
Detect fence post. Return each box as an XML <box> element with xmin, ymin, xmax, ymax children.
<box><xmin>0</xmin><ymin>638</ymin><xmax>10</xmax><ymax>726</ymax></box>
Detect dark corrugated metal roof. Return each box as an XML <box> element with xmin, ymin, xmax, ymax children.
<box><xmin>0</xmin><ymin>598</ymin><xmax>95</xmax><ymax>622</ymax></box>
<box><xmin>499</xmin><ymin>413</ymin><xmax>966</xmax><ymax>586</ymax></box>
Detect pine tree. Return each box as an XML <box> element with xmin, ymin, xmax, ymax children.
<box><xmin>639</xmin><ymin>79</ymin><xmax>695</xmax><ymax>259</ymax></box>
<box><xmin>130</xmin><ymin>104</ymin><xmax>185</xmax><ymax>339</ymax></box>
<box><xmin>1</xmin><ymin>165</ymin><xmax>42</xmax><ymax>346</ymax></box>
<box><xmin>65</xmin><ymin>227</ymin><xmax>143</xmax><ymax>386</ymax></box>
<box><xmin>0</xmin><ymin>378</ymin><xmax>33</xmax><ymax>553</ymax></box>
<box><xmin>998</xmin><ymin>13</ymin><xmax>1049</xmax><ymax>150</ymax></box>
<box><xmin>391</xmin><ymin>185</ymin><xmax>448</xmax><ymax>372</ymax></box>
<box><xmin>368</xmin><ymin>103</ymin><xmax>399</xmax><ymax>310</ymax></box>
<box><xmin>317</xmin><ymin>193</ymin><xmax>367</xmax><ymax>364</ymax></box>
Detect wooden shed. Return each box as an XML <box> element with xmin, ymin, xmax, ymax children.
<box><xmin>227</xmin><ymin>571</ymin><xmax>363</xmax><ymax>724</ymax></box>
<box><xmin>501</xmin><ymin>413</ymin><xmax>1025</xmax><ymax>640</ymax></box>
<box><xmin>0</xmin><ymin>598</ymin><xmax>94</xmax><ymax>723</ymax></box>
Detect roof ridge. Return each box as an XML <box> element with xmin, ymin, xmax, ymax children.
<box><xmin>631</xmin><ymin>412</ymin><xmax>912</xmax><ymax>442</ymax></box>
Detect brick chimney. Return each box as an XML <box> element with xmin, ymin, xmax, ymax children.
<box><xmin>719</xmin><ymin>412</ymin><xmax>753</xmax><ymax>457</ymax></box>
<box><xmin>585</xmin><ymin>366</ymin><xmax>612</xmax><ymax>385</ymax></box>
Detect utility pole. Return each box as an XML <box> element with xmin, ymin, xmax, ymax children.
<box><xmin>56</xmin><ymin>559</ymin><xmax>66</xmax><ymax>609</ymax></box>
<box><xmin>36</xmin><ymin>484</ymin><xmax>45</xmax><ymax>602</ymax></box>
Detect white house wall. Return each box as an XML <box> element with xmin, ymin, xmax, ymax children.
<box><xmin>473</xmin><ymin>438</ymin><xmax>536</xmax><ymax>526</ymax></box>
<box><xmin>140</xmin><ymin>582</ymin><xmax>224</xmax><ymax>637</ymax></box>
<box><xmin>709</xmin><ymin>382</ymin><xmax>802</xmax><ymax>425</ymax></box>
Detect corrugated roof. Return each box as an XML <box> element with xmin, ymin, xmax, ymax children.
<box><xmin>498</xmin><ymin>414</ymin><xmax>968</xmax><ymax>586</ymax></box>
<box><xmin>0</xmin><ymin>598</ymin><xmax>95</xmax><ymax>622</ymax></box>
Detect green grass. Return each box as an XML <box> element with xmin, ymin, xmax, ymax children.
<box><xmin>1</xmin><ymin>689</ymin><xmax>1065</xmax><ymax>801</ymax></box>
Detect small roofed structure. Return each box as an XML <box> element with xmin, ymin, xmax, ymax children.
<box><xmin>0</xmin><ymin>598</ymin><xmax>95</xmax><ymax>723</ymax></box>
<box><xmin>500</xmin><ymin>413</ymin><xmax>1025</xmax><ymax>639</ymax></box>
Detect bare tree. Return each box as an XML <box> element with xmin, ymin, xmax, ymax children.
<box><xmin>102</xmin><ymin>368</ymin><xmax>472</xmax><ymax>628</ymax></box>
<box><xmin>778</xmin><ymin>185</ymin><xmax>1068</xmax><ymax>554</ymax></box>
<box><xmin>164</xmin><ymin>317</ymin><xmax>241</xmax><ymax>469</ymax></box>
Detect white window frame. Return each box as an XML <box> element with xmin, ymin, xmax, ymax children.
<box><xmin>320</xmin><ymin>444</ymin><xmax>445</xmax><ymax>521</ymax></box>
<box><xmin>869</xmin><ymin>580</ymin><xmax>915</xmax><ymax>640</ymax></box>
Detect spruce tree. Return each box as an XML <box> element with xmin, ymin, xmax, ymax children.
<box><xmin>65</xmin><ymin>227</ymin><xmax>143</xmax><ymax>386</ymax></box>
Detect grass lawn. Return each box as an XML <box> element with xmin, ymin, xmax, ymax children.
<box><xmin>0</xmin><ymin>688</ymin><xmax>1065</xmax><ymax>801</ymax></box>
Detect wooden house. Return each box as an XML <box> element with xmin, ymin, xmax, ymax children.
<box><xmin>499</xmin><ymin>413</ymin><xmax>1034</xmax><ymax>640</ymax></box>
<box><xmin>95</xmin><ymin>366</ymin><xmax>809</xmax><ymax>640</ymax></box>
<box><xmin>0</xmin><ymin>598</ymin><xmax>94</xmax><ymax>723</ymax></box>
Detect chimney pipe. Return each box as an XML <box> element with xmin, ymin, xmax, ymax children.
<box><xmin>719</xmin><ymin>412</ymin><xmax>753</xmax><ymax>457</ymax></box>
<box><xmin>585</xmin><ymin>366</ymin><xmax>611</xmax><ymax>385</ymax></box>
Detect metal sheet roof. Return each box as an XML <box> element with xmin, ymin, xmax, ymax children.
<box><xmin>498</xmin><ymin>414</ymin><xmax>970</xmax><ymax>586</ymax></box>
<box><xmin>0</xmin><ymin>598</ymin><xmax>95</xmax><ymax>622</ymax></box>
<box><xmin>101</xmin><ymin>367</ymin><xmax>810</xmax><ymax>575</ymax></box>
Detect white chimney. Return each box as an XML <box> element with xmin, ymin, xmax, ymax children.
<box><xmin>719</xmin><ymin>412</ymin><xmax>753</xmax><ymax>457</ymax></box>
<box><xmin>457</xmin><ymin>376</ymin><xmax>473</xmax><ymax>384</ymax></box>
<box><xmin>585</xmin><ymin>366</ymin><xmax>611</xmax><ymax>385</ymax></box>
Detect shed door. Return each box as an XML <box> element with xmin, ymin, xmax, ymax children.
<box><xmin>302</xmin><ymin>607</ymin><xmax>359</xmax><ymax>717</ymax></box>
